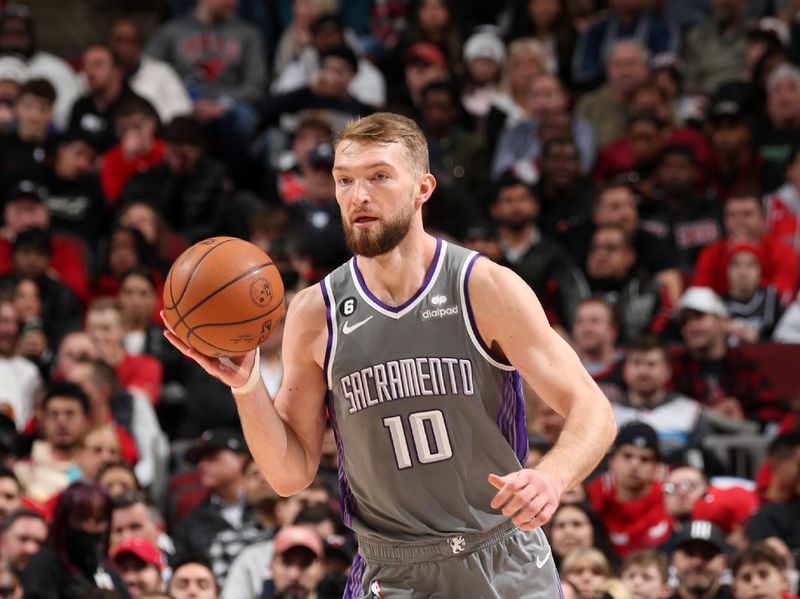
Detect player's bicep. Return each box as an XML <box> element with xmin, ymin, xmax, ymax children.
<box><xmin>272</xmin><ymin>288</ymin><xmax>329</xmax><ymax>460</ymax></box>
<box><xmin>470</xmin><ymin>260</ymin><xmax>600</xmax><ymax>417</ymax></box>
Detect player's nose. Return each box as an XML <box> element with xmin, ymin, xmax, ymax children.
<box><xmin>350</xmin><ymin>179</ymin><xmax>371</xmax><ymax>205</ymax></box>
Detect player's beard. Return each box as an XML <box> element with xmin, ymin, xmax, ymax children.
<box><xmin>343</xmin><ymin>197</ymin><xmax>414</xmax><ymax>258</ymax></box>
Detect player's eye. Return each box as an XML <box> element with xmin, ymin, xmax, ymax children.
<box><xmin>373</xmin><ymin>172</ymin><xmax>388</xmax><ymax>182</ymax></box>
<box><xmin>337</xmin><ymin>177</ymin><xmax>351</xmax><ymax>186</ymax></box>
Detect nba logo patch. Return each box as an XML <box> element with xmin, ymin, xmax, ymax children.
<box><xmin>370</xmin><ymin>580</ymin><xmax>383</xmax><ymax>598</ymax></box>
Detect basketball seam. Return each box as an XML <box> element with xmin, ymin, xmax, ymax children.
<box><xmin>173</xmin><ymin>261</ymin><xmax>275</xmax><ymax>331</ymax></box>
<box><xmin>165</xmin><ymin>238</ymin><xmax>237</xmax><ymax>310</ymax></box>
<box><xmin>188</xmin><ymin>300</ymin><xmax>284</xmax><ymax>332</ymax></box>
<box><xmin>186</xmin><ymin>300</ymin><xmax>284</xmax><ymax>354</ymax></box>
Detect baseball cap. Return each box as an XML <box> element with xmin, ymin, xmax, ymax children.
<box><xmin>273</xmin><ymin>526</ymin><xmax>323</xmax><ymax>558</ymax></box>
<box><xmin>709</xmin><ymin>99</ymin><xmax>744</xmax><ymax>123</ymax></box>
<box><xmin>111</xmin><ymin>537</ymin><xmax>165</xmax><ymax>570</ymax></box>
<box><xmin>405</xmin><ymin>42</ymin><xmax>447</xmax><ymax>68</ymax></box>
<box><xmin>0</xmin><ymin>56</ymin><xmax>24</xmax><ymax>83</ymax></box>
<box><xmin>613</xmin><ymin>421</ymin><xmax>660</xmax><ymax>459</ymax></box>
<box><xmin>308</xmin><ymin>143</ymin><xmax>335</xmax><ymax>168</ymax></box>
<box><xmin>463</xmin><ymin>31</ymin><xmax>506</xmax><ymax>66</ymax></box>
<box><xmin>726</xmin><ymin>240</ymin><xmax>765</xmax><ymax>269</ymax></box>
<box><xmin>6</xmin><ymin>179</ymin><xmax>45</xmax><ymax>203</ymax></box>
<box><xmin>13</xmin><ymin>227</ymin><xmax>51</xmax><ymax>255</ymax></box>
<box><xmin>185</xmin><ymin>428</ymin><xmax>247</xmax><ymax>464</ymax></box>
<box><xmin>324</xmin><ymin>534</ymin><xmax>355</xmax><ymax>562</ymax></box>
<box><xmin>674</xmin><ymin>520</ymin><xmax>728</xmax><ymax>554</ymax></box>
<box><xmin>675</xmin><ymin>287</ymin><xmax>728</xmax><ymax>318</ymax></box>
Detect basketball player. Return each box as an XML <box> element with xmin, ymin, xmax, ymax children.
<box><xmin>163</xmin><ymin>113</ymin><xmax>616</xmax><ymax>598</ymax></box>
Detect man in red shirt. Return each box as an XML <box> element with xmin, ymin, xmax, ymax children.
<box><xmin>587</xmin><ymin>421</ymin><xmax>672</xmax><ymax>557</ymax></box>
<box><xmin>765</xmin><ymin>145</ymin><xmax>800</xmax><ymax>252</ymax></box>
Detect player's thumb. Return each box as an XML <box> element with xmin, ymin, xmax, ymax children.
<box><xmin>487</xmin><ymin>473</ymin><xmax>509</xmax><ymax>490</ymax></box>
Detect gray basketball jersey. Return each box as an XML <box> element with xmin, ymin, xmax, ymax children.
<box><xmin>320</xmin><ymin>239</ymin><xmax>528</xmax><ymax>542</ymax></box>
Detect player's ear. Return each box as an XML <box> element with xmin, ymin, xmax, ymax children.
<box><xmin>415</xmin><ymin>173</ymin><xmax>436</xmax><ymax>207</ymax></box>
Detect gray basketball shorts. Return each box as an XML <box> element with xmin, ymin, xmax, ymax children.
<box><xmin>344</xmin><ymin>520</ymin><xmax>563</xmax><ymax>598</ymax></box>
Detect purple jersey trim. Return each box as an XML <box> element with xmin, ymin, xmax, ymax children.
<box><xmin>325</xmin><ymin>391</ymin><xmax>358</xmax><ymax>528</ymax></box>
<box><xmin>352</xmin><ymin>237</ymin><xmax>443</xmax><ymax>313</ymax></box>
<box><xmin>500</xmin><ymin>370</ymin><xmax>528</xmax><ymax>464</ymax></box>
<box><xmin>344</xmin><ymin>551</ymin><xmax>366</xmax><ymax>599</ymax></box>
<box><xmin>320</xmin><ymin>278</ymin><xmax>333</xmax><ymax>384</ymax></box>
<box><xmin>462</xmin><ymin>253</ymin><xmax>512</xmax><ymax>367</ymax></box>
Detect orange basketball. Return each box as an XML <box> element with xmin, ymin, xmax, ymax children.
<box><xmin>163</xmin><ymin>237</ymin><xmax>285</xmax><ymax>357</ymax></box>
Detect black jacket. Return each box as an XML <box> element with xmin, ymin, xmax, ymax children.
<box><xmin>21</xmin><ymin>546</ymin><xmax>131</xmax><ymax>599</ymax></box>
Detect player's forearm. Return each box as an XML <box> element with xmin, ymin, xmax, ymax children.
<box><xmin>534</xmin><ymin>386</ymin><xmax>616</xmax><ymax>493</ymax></box>
<box><xmin>233</xmin><ymin>383</ymin><xmax>320</xmax><ymax>496</ymax></box>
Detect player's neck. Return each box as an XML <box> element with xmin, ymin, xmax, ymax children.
<box><xmin>356</xmin><ymin>231</ymin><xmax>438</xmax><ymax>308</ymax></box>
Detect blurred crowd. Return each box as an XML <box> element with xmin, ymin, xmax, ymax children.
<box><xmin>0</xmin><ymin>0</ymin><xmax>796</xmax><ymax>597</ymax></box>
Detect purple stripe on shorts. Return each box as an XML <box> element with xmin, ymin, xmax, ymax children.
<box><xmin>325</xmin><ymin>392</ymin><xmax>357</xmax><ymax>528</ymax></box>
<box><xmin>463</xmin><ymin>253</ymin><xmax>512</xmax><ymax>366</ymax></box>
<box><xmin>319</xmin><ymin>278</ymin><xmax>333</xmax><ymax>383</ymax></box>
<box><xmin>353</xmin><ymin>237</ymin><xmax>442</xmax><ymax>312</ymax></box>
<box><xmin>344</xmin><ymin>551</ymin><xmax>366</xmax><ymax>599</ymax></box>
<box><xmin>500</xmin><ymin>370</ymin><xmax>528</xmax><ymax>464</ymax></box>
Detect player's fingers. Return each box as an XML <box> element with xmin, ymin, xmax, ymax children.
<box><xmin>500</xmin><ymin>492</ymin><xmax>531</xmax><ymax>518</ymax></box>
<box><xmin>163</xmin><ymin>329</ymin><xmax>219</xmax><ymax>373</ymax></box>
<box><xmin>517</xmin><ymin>497</ymin><xmax>557</xmax><ymax>530</ymax></box>
<box><xmin>489</xmin><ymin>473</ymin><xmax>527</xmax><ymax>509</ymax></box>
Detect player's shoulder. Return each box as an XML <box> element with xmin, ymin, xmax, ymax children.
<box><xmin>467</xmin><ymin>256</ymin><xmax>527</xmax><ymax>300</ymax></box>
<box><xmin>287</xmin><ymin>284</ymin><xmax>327</xmax><ymax>324</ymax></box>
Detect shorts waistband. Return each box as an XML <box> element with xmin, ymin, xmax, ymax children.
<box><xmin>357</xmin><ymin>519</ymin><xmax>519</xmax><ymax>564</ymax></box>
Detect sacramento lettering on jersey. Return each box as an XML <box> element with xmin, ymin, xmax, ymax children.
<box><xmin>340</xmin><ymin>357</ymin><xmax>474</xmax><ymax>414</ymax></box>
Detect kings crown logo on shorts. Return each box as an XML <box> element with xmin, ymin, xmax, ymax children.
<box><xmin>422</xmin><ymin>294</ymin><xmax>459</xmax><ymax>320</ymax></box>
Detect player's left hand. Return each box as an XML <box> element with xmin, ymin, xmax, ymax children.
<box><xmin>488</xmin><ymin>469</ymin><xmax>562</xmax><ymax>531</ymax></box>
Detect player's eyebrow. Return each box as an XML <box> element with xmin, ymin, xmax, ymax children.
<box><xmin>333</xmin><ymin>161</ymin><xmax>395</xmax><ymax>172</ymax></box>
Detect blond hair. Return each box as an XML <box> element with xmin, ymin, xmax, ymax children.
<box><xmin>561</xmin><ymin>547</ymin><xmax>612</xmax><ymax>579</ymax></box>
<box><xmin>335</xmin><ymin>112</ymin><xmax>429</xmax><ymax>176</ymax></box>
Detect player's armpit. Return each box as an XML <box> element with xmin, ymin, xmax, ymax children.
<box><xmin>240</xmin><ymin>284</ymin><xmax>329</xmax><ymax>496</ymax></box>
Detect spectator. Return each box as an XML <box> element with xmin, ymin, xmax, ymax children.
<box><xmin>96</xmin><ymin>462</ymin><xmax>140</xmax><ymax>500</ymax></box>
<box><xmin>110</xmin><ymin>538</ymin><xmax>165</xmax><ymax>598</ymax></box>
<box><xmin>547</xmin><ymin>502</ymin><xmax>608</xmax><ymax>569</ymax></box>
<box><xmin>572</xmin><ymin>298</ymin><xmax>626</xmax><ymax>403</ymax></box>
<box><xmin>641</xmin><ymin>145</ymin><xmax>723</xmax><ymax>270</ymax></box>
<box><xmin>0</xmin><ymin>180</ymin><xmax>89</xmax><ymax>305</ymax></box>
<box><xmin>575</xmin><ymin>40</ymin><xmax>650</xmax><ymax>150</ymax></box>
<box><xmin>671</xmin><ymin>287</ymin><xmax>783</xmax><ymax>423</ymax></box>
<box><xmin>174</xmin><ymin>429</ymin><xmax>266</xmax><ymax>586</ymax></box>
<box><xmin>560</xmin><ymin>547</ymin><xmax>612</xmax><ymax>598</ymax></box>
<box><xmin>620</xmin><ymin>549</ymin><xmax>671</xmax><ymax>599</ymax></box>
<box><xmin>13</xmin><ymin>382</ymin><xmax>88</xmax><ymax>502</ymax></box>
<box><xmin>84</xmin><ymin>298</ymin><xmax>162</xmax><ymax>406</ymax></box>
<box><xmin>0</xmin><ymin>56</ymin><xmax>24</xmax><ymax>135</ymax></box>
<box><xmin>0</xmin><ymin>566</ymin><xmax>20</xmax><ymax>599</ymax></box>
<box><xmin>0</xmin><ymin>3</ymin><xmax>81</xmax><ymax>129</ymax></box>
<box><xmin>77</xmin><ymin>425</ymin><xmax>122</xmax><ymax>482</ymax></box>
<box><xmin>692</xmin><ymin>194</ymin><xmax>797</xmax><ymax>305</ymax></box>
<box><xmin>167</xmin><ymin>558</ymin><xmax>218</xmax><ymax>599</ymax></box>
<box><xmin>36</xmin><ymin>128</ymin><xmax>106</xmax><ymax>253</ymax></box>
<box><xmin>577</xmin><ymin>226</ymin><xmax>672</xmax><ymax>342</ymax></box>
<box><xmin>273</xmin><ymin>0</ymin><xmax>335</xmax><ymax>74</ymax></box>
<box><xmin>0</xmin><ymin>467</ymin><xmax>21</xmax><ymax>521</ymax></box>
<box><xmin>418</xmin><ymin>79</ymin><xmax>488</xmax><ymax>236</ymax></box>
<box><xmin>489</xmin><ymin>173</ymin><xmax>582</xmax><ymax>328</ymax></box>
<box><xmin>0</xmin><ymin>78</ymin><xmax>57</xmax><ymax>198</ymax></box>
<box><xmin>670</xmin><ymin>521</ymin><xmax>732</xmax><ymax>599</ymax></box>
<box><xmin>593</xmin><ymin>111</ymin><xmax>669</xmax><ymax>188</ymax></box>
<box><xmin>116</xmin><ymin>199</ymin><xmax>188</xmax><ymax>269</ymax></box>
<box><xmin>683</xmin><ymin>0</ymin><xmax>750</xmax><ymax>95</ymax></box>
<box><xmin>722</xmin><ymin>242</ymin><xmax>783</xmax><ymax>344</ymax></box>
<box><xmin>65</xmin><ymin>358</ymin><xmax>162</xmax><ymax>487</ymax></box>
<box><xmin>272</xmin><ymin>115</ymin><xmax>333</xmax><ymax>206</ymax></box>
<box><xmin>731</xmin><ymin>543</ymin><xmax>792</xmax><ymax>599</ymax></box>
<box><xmin>0</xmin><ymin>291</ymin><xmax>42</xmax><ymax>430</ymax></box>
<box><xmin>109</xmin><ymin>491</ymin><xmax>172</xmax><ymax>565</ymax></box>
<box><xmin>387</xmin><ymin>41</ymin><xmax>450</xmax><ymax>119</ymax></box>
<box><xmin>145</xmin><ymin>0</ymin><xmax>266</xmax><ymax>183</ymax></box>
<box><xmin>108</xmin><ymin>18</ymin><xmax>192</xmax><ymax>125</ymax></box>
<box><xmin>760</xmin><ymin>433</ymin><xmax>800</xmax><ymax>505</ymax></box>
<box><xmin>12</xmin><ymin>276</ymin><xmax>48</xmax><ymax>368</ymax></box>
<box><xmin>262</xmin><ymin>526</ymin><xmax>325</xmax><ymax>599</ymax></box>
<box><xmin>459</xmin><ymin>30</ymin><xmax>505</xmax><ymax>126</ymax></box>
<box><xmin>100</xmin><ymin>98</ymin><xmax>164</xmax><ymax>206</ymax></box>
<box><xmin>492</xmin><ymin>73</ymin><xmax>595</xmax><ymax>180</ymax></box>
<box><xmin>586</xmin><ymin>422</ymin><xmax>672</xmax><ymax>557</ymax></box>
<box><xmin>273</xmin><ymin>12</ymin><xmax>387</xmax><ymax>109</ymax></box>
<box><xmin>765</xmin><ymin>145</ymin><xmax>800</xmax><ymax>253</ymax></box>
<box><xmin>533</xmin><ymin>137</ymin><xmax>594</xmax><ymax>239</ymax></box>
<box><xmin>753</xmin><ymin>64</ymin><xmax>800</xmax><ymax>192</ymax></box>
<box><xmin>121</xmin><ymin>116</ymin><xmax>229</xmax><ymax>245</ymax></box>
<box><xmin>706</xmin><ymin>100</ymin><xmax>762</xmax><ymax>203</ymax></box>
<box><xmin>21</xmin><ymin>480</ymin><xmax>130</xmax><ymax>598</ymax></box>
<box><xmin>615</xmin><ymin>335</ymin><xmax>709</xmax><ymax>456</ymax></box>
<box><xmin>68</xmin><ymin>43</ymin><xmax>146</xmax><ymax>153</ymax></box>
<box><xmin>0</xmin><ymin>508</ymin><xmax>47</xmax><ymax>576</ymax></box>
<box><xmin>572</xmin><ymin>0</ymin><xmax>676</xmax><ymax>88</ymax></box>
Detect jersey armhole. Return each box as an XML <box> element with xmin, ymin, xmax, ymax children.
<box><xmin>319</xmin><ymin>277</ymin><xmax>338</xmax><ymax>389</ymax></box>
<box><xmin>458</xmin><ymin>252</ymin><xmax>514</xmax><ymax>371</ymax></box>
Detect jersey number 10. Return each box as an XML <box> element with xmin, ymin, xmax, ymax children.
<box><xmin>382</xmin><ymin>410</ymin><xmax>453</xmax><ymax>470</ymax></box>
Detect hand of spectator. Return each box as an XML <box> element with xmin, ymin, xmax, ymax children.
<box><xmin>194</xmin><ymin>99</ymin><xmax>226</xmax><ymax>122</ymax></box>
<box><xmin>161</xmin><ymin>310</ymin><xmax>255</xmax><ymax>388</ymax></box>
<box><xmin>121</xmin><ymin>128</ymin><xmax>151</xmax><ymax>160</ymax></box>
<box><xmin>488</xmin><ymin>468</ymin><xmax>562</xmax><ymax>530</ymax></box>
<box><xmin>17</xmin><ymin>330</ymin><xmax>47</xmax><ymax>358</ymax></box>
<box><xmin>711</xmin><ymin>396</ymin><xmax>745</xmax><ymax>420</ymax></box>
<box><xmin>725</xmin><ymin>319</ymin><xmax>759</xmax><ymax>344</ymax></box>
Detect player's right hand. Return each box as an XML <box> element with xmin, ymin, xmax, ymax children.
<box><xmin>161</xmin><ymin>310</ymin><xmax>256</xmax><ymax>388</ymax></box>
